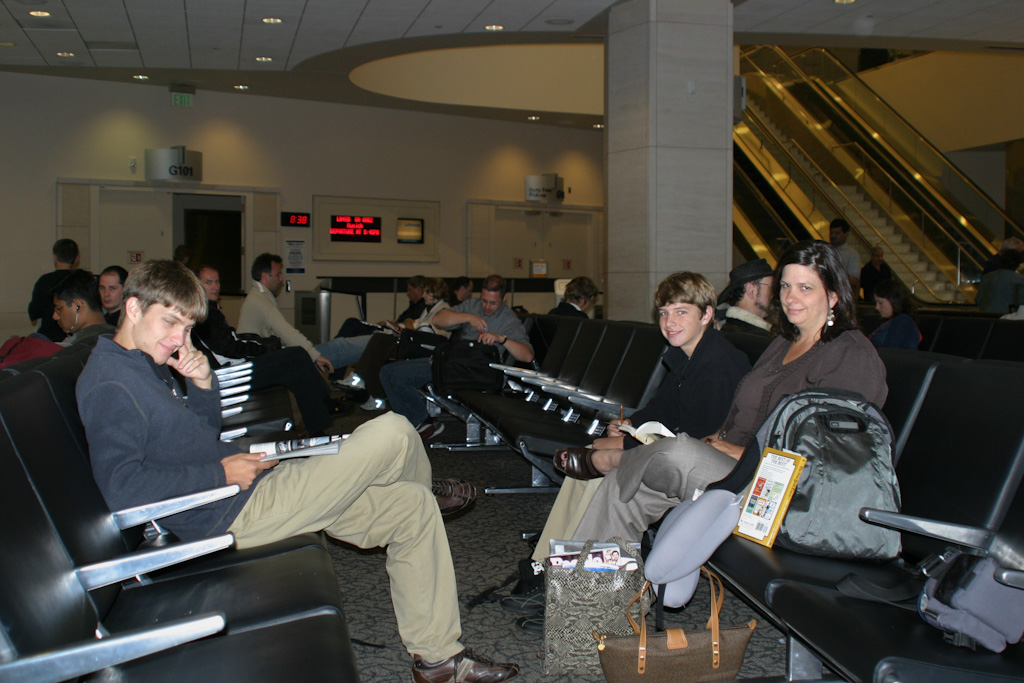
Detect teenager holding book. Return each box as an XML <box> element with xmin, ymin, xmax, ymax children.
<box><xmin>503</xmin><ymin>272</ymin><xmax>750</xmax><ymax>624</ymax></box>
<box><xmin>568</xmin><ymin>241</ymin><xmax>887</xmax><ymax>551</ymax></box>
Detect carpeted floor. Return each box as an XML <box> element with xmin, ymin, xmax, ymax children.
<box><xmin>326</xmin><ymin>406</ymin><xmax>787</xmax><ymax>682</ymax></box>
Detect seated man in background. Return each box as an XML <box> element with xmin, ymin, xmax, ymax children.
<box><xmin>380</xmin><ymin>274</ymin><xmax>534</xmax><ymax>439</ymax></box>
<box><xmin>451</xmin><ymin>276</ymin><xmax>473</xmax><ymax>305</ymax></box>
<box><xmin>78</xmin><ymin>260</ymin><xmax>518</xmax><ymax>683</ymax></box>
<box><xmin>99</xmin><ymin>265</ymin><xmax>128</xmax><ymax>326</ymax></box>
<box><xmin>192</xmin><ymin>264</ymin><xmax>342</xmax><ymax>435</ymax></box>
<box><xmin>502</xmin><ymin>272</ymin><xmax>750</xmax><ymax>630</ymax></box>
<box><xmin>29</xmin><ymin>238</ymin><xmax>79</xmax><ymax>341</ymax></box>
<box><xmin>52</xmin><ymin>269</ymin><xmax>116</xmax><ymax>346</ymax></box>
<box><xmin>715</xmin><ymin>259</ymin><xmax>773</xmax><ymax>337</ymax></box>
<box><xmin>548</xmin><ymin>276</ymin><xmax>597</xmax><ymax>318</ymax></box>
<box><xmin>237</xmin><ymin>253</ymin><xmax>370</xmax><ymax>375</ymax></box>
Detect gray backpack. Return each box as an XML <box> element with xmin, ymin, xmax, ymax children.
<box><xmin>752</xmin><ymin>389</ymin><xmax>902</xmax><ymax>560</ymax></box>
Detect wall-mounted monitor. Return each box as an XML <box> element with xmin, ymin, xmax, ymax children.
<box><xmin>313</xmin><ymin>196</ymin><xmax>439</xmax><ymax>262</ymax></box>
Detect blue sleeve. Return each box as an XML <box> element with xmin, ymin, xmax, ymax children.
<box><xmin>80</xmin><ymin>380</ymin><xmax>227</xmax><ymax>514</ymax></box>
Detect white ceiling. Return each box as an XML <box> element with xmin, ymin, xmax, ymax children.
<box><xmin>1</xmin><ymin>0</ymin><xmax>1022</xmax><ymax>126</ymax></box>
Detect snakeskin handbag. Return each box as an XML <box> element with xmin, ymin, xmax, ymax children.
<box><xmin>543</xmin><ymin>538</ymin><xmax>648</xmax><ymax>676</ymax></box>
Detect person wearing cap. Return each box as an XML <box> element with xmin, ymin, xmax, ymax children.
<box><xmin>717</xmin><ymin>259</ymin><xmax>773</xmax><ymax>337</ymax></box>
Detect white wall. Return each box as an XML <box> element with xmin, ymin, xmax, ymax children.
<box><xmin>0</xmin><ymin>70</ymin><xmax>604</xmax><ymax>327</ymax></box>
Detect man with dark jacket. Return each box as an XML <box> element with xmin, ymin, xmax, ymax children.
<box><xmin>29</xmin><ymin>238</ymin><xmax>79</xmax><ymax>341</ymax></box>
<box><xmin>77</xmin><ymin>260</ymin><xmax>518</xmax><ymax>683</ymax></box>
<box><xmin>548</xmin><ymin>276</ymin><xmax>597</xmax><ymax>318</ymax></box>
<box><xmin>192</xmin><ymin>265</ymin><xmax>338</xmax><ymax>435</ymax></box>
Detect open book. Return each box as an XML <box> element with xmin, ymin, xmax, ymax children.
<box><xmin>250</xmin><ymin>435</ymin><xmax>346</xmax><ymax>461</ymax></box>
<box><xmin>617</xmin><ymin>420</ymin><xmax>675</xmax><ymax>445</ymax></box>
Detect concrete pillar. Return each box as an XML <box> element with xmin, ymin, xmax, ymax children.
<box><xmin>605</xmin><ymin>0</ymin><xmax>734</xmax><ymax>322</ymax></box>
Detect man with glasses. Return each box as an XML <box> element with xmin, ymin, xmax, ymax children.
<box><xmin>716</xmin><ymin>259</ymin><xmax>774</xmax><ymax>337</ymax></box>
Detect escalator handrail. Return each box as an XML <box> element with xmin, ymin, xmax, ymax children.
<box><xmin>740</xmin><ymin>52</ymin><xmax>983</xmax><ymax>295</ymax></box>
<box><xmin>743</xmin><ymin>110</ymin><xmax>958</xmax><ymax>303</ymax></box>
<box><xmin>789</xmin><ymin>47</ymin><xmax>1022</xmax><ymax>245</ymax></box>
<box><xmin>750</xmin><ymin>45</ymin><xmax>1006</xmax><ymax>258</ymax></box>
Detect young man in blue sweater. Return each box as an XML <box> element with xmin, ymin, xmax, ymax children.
<box><xmin>77</xmin><ymin>260</ymin><xmax>518</xmax><ymax>683</ymax></box>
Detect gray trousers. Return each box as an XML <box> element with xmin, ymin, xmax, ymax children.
<box><xmin>570</xmin><ymin>434</ymin><xmax>737</xmax><ymax>544</ymax></box>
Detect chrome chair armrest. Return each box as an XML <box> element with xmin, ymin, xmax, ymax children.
<box><xmin>220</xmin><ymin>394</ymin><xmax>249</xmax><ymax>408</ymax></box>
<box><xmin>215</xmin><ymin>361</ymin><xmax>252</xmax><ymax>376</ymax></box>
<box><xmin>75</xmin><ymin>534</ymin><xmax>235</xmax><ymax>590</ymax></box>
<box><xmin>0</xmin><ymin>613</ymin><xmax>226</xmax><ymax>683</ymax></box>
<box><xmin>113</xmin><ymin>485</ymin><xmax>240</xmax><ymax>530</ymax></box>
<box><xmin>860</xmin><ymin>508</ymin><xmax>994</xmax><ymax>549</ymax></box>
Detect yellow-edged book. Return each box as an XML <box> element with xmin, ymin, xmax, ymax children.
<box><xmin>733</xmin><ymin>447</ymin><xmax>807</xmax><ymax>547</ymax></box>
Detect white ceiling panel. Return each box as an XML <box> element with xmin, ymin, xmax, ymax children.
<box><xmin>187</xmin><ymin>0</ymin><xmax>244</xmax><ymax>69</ymax></box>
<box><xmin>24</xmin><ymin>27</ymin><xmax>93</xmax><ymax>66</ymax></box>
<box><xmin>288</xmin><ymin>0</ymin><xmax>366</xmax><ymax>66</ymax></box>
<box><xmin>64</xmin><ymin>0</ymin><xmax>135</xmax><ymax>44</ymax></box>
<box><xmin>126</xmin><ymin>0</ymin><xmax>190</xmax><ymax>69</ymax></box>
<box><xmin>521</xmin><ymin>0</ymin><xmax>616</xmax><ymax>33</ymax></box>
<box><xmin>346</xmin><ymin>0</ymin><xmax>430</xmax><ymax>46</ymax></box>
<box><xmin>405</xmin><ymin>0</ymin><xmax>489</xmax><ymax>37</ymax></box>
<box><xmin>90</xmin><ymin>48</ymin><xmax>143</xmax><ymax>68</ymax></box>
<box><xmin>468</xmin><ymin>0</ymin><xmax>554</xmax><ymax>33</ymax></box>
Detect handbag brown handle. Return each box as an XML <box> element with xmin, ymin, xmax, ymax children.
<box><xmin>625</xmin><ymin>568</ymin><xmax>726</xmax><ymax>674</ymax></box>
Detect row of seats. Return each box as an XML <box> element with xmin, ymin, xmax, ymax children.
<box><xmin>916</xmin><ymin>315</ymin><xmax>1024</xmax><ymax>361</ymax></box>
<box><xmin>428</xmin><ymin>316</ymin><xmax>668</xmax><ymax>488</ymax></box>
<box><xmin>0</xmin><ymin>351</ymin><xmax>360</xmax><ymax>681</ymax></box>
<box><xmin>428</xmin><ymin>313</ymin><xmax>1024</xmax><ymax>680</ymax></box>
<box><xmin>706</xmin><ymin>336</ymin><xmax>1024</xmax><ymax>682</ymax></box>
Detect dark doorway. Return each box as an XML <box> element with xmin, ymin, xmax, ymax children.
<box><xmin>173</xmin><ymin>194</ymin><xmax>244</xmax><ymax>294</ymax></box>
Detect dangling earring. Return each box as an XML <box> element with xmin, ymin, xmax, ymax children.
<box><xmin>826</xmin><ymin>307</ymin><xmax>835</xmax><ymax>327</ymax></box>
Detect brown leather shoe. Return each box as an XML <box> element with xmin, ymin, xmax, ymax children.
<box><xmin>412</xmin><ymin>650</ymin><xmax>519</xmax><ymax>682</ymax></box>
<box><xmin>552</xmin><ymin>447</ymin><xmax>602</xmax><ymax>480</ymax></box>
<box><xmin>431</xmin><ymin>478</ymin><xmax>476</xmax><ymax>516</ymax></box>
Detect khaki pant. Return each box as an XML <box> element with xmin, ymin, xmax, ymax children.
<box><xmin>532</xmin><ymin>436</ymin><xmax>736</xmax><ymax>559</ymax></box>
<box><xmin>227</xmin><ymin>412</ymin><xmax>463</xmax><ymax>662</ymax></box>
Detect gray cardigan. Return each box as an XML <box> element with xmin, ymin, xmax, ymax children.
<box><xmin>78</xmin><ymin>336</ymin><xmax>251</xmax><ymax>541</ymax></box>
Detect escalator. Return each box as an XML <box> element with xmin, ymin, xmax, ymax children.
<box><xmin>734</xmin><ymin>46</ymin><xmax>1023</xmax><ymax>304</ymax></box>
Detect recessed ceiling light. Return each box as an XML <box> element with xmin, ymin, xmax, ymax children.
<box><xmin>133</xmin><ymin>74</ymin><xmax>149</xmax><ymax>80</ymax></box>
<box><xmin>545</xmin><ymin>18</ymin><xmax>573</xmax><ymax>26</ymax></box>
<box><xmin>484</xmin><ymin>25</ymin><xmax>504</xmax><ymax>31</ymax></box>
<box><xmin>527</xmin><ymin>115</ymin><xmax>540</xmax><ymax>121</ymax></box>
<box><xmin>261</xmin><ymin>17</ymin><xmax>282</xmax><ymax>24</ymax></box>
<box><xmin>234</xmin><ymin>84</ymin><xmax>249</xmax><ymax>90</ymax></box>
<box><xmin>56</xmin><ymin>51</ymin><xmax>74</xmax><ymax>57</ymax></box>
<box><xmin>593</xmin><ymin>123</ymin><xmax>604</xmax><ymax>129</ymax></box>
<box><xmin>28</xmin><ymin>10</ymin><xmax>50</xmax><ymax>17</ymax></box>
<box><xmin>834</xmin><ymin>0</ymin><xmax>856</xmax><ymax>4</ymax></box>
<box><xmin>255</xmin><ymin>56</ymin><xmax>273</xmax><ymax>62</ymax></box>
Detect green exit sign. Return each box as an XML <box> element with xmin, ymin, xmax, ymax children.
<box><xmin>171</xmin><ymin>93</ymin><xmax>193</xmax><ymax>107</ymax></box>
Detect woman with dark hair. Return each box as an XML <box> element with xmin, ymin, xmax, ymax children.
<box><xmin>555</xmin><ymin>241</ymin><xmax>887</xmax><ymax>552</ymax></box>
<box><xmin>870</xmin><ymin>279</ymin><xmax>920</xmax><ymax>350</ymax></box>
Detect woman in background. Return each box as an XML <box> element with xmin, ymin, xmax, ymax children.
<box><xmin>870</xmin><ymin>279</ymin><xmax>920</xmax><ymax>350</ymax></box>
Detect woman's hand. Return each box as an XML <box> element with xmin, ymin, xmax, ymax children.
<box><xmin>702</xmin><ymin>436</ymin><xmax>744</xmax><ymax>460</ymax></box>
<box><xmin>605</xmin><ymin>418</ymin><xmax>632</xmax><ymax>438</ymax></box>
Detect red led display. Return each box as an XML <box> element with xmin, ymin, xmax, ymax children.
<box><xmin>280</xmin><ymin>212</ymin><xmax>310</xmax><ymax>226</ymax></box>
<box><xmin>330</xmin><ymin>215</ymin><xmax>382</xmax><ymax>243</ymax></box>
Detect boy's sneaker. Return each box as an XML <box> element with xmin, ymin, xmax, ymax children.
<box><xmin>417</xmin><ymin>418</ymin><xmax>445</xmax><ymax>441</ymax></box>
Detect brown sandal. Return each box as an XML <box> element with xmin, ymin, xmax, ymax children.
<box><xmin>552</xmin><ymin>447</ymin><xmax>603</xmax><ymax>480</ymax></box>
